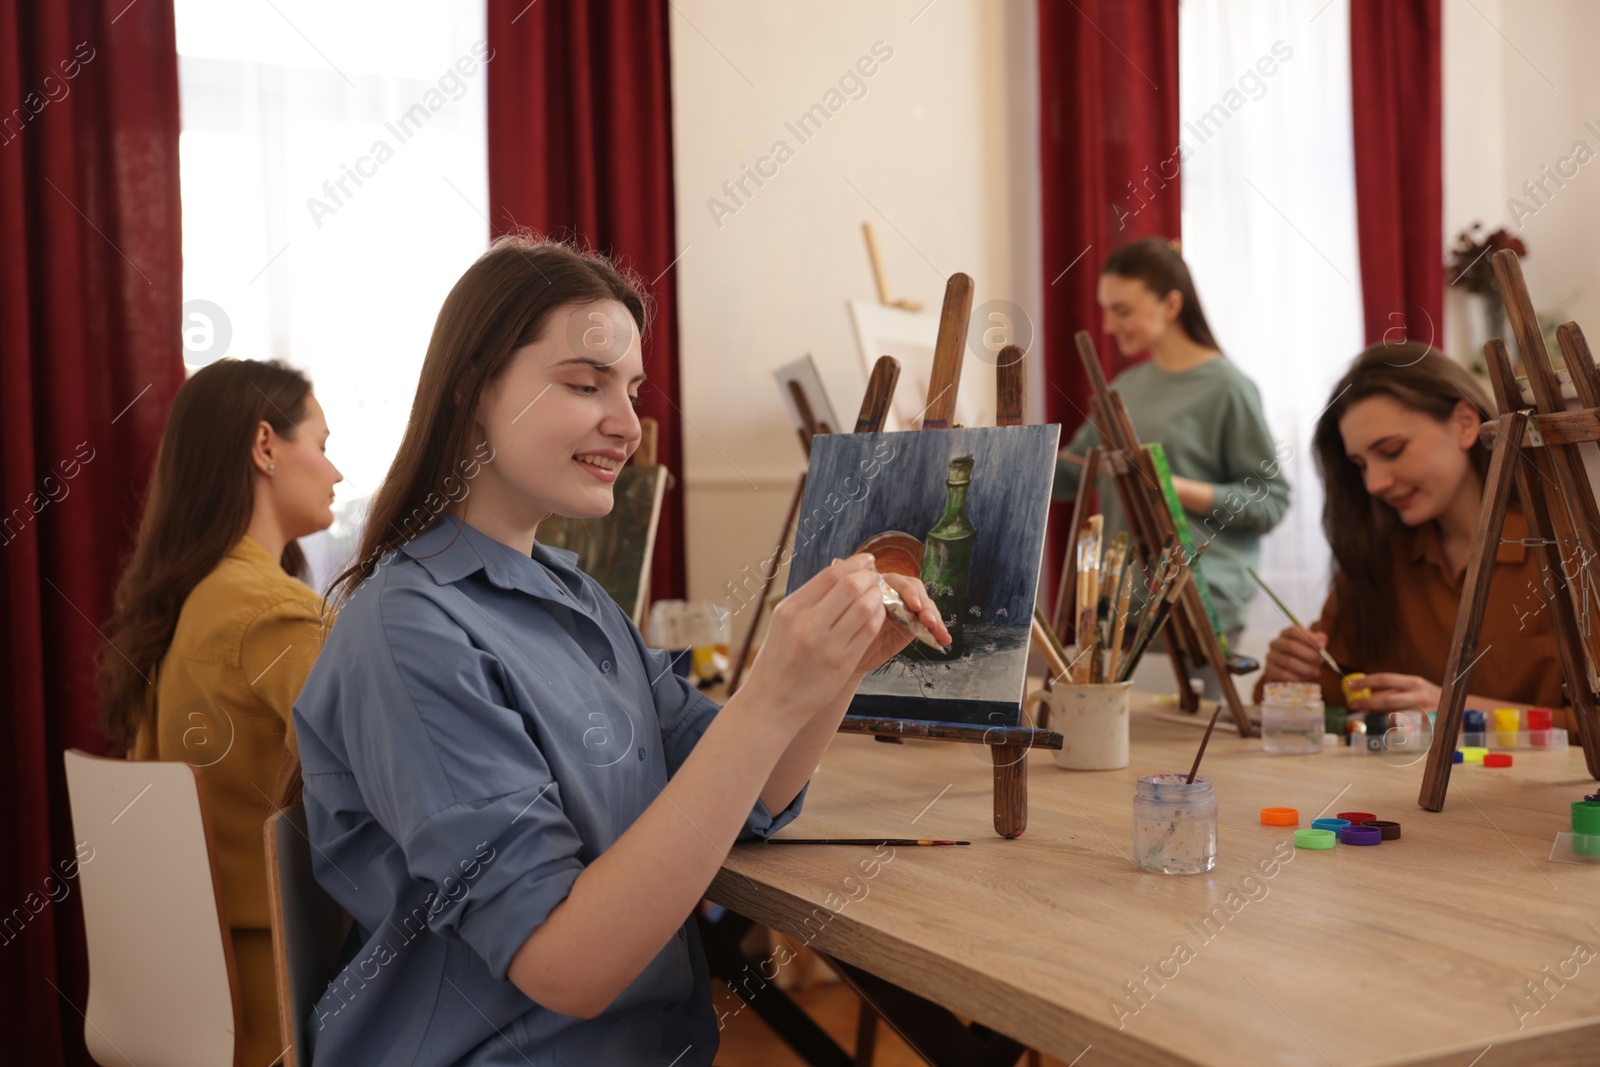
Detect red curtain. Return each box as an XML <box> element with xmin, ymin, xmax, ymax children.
<box><xmin>1036</xmin><ymin>0</ymin><xmax>1181</xmax><ymax>610</ymax></box>
<box><xmin>1350</xmin><ymin>0</ymin><xmax>1443</xmax><ymax>345</ymax></box>
<box><xmin>0</xmin><ymin>1</ymin><xmax>185</xmax><ymax>1063</ymax></box>
<box><xmin>487</xmin><ymin>0</ymin><xmax>686</xmax><ymax>602</ymax></box>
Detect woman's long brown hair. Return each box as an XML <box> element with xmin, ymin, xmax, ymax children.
<box><xmin>98</xmin><ymin>359</ymin><xmax>314</xmax><ymax>754</ymax></box>
<box><xmin>1103</xmin><ymin>237</ymin><xmax>1220</xmax><ymax>351</ymax></box>
<box><xmin>276</xmin><ymin>238</ymin><xmax>645</xmax><ymax>808</ymax></box>
<box><xmin>327</xmin><ymin>235</ymin><xmax>647</xmax><ymax>612</ymax></box>
<box><xmin>1312</xmin><ymin>342</ymin><xmax>1497</xmax><ymax>666</ymax></box>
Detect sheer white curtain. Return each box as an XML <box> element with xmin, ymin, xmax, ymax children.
<box><xmin>175</xmin><ymin>0</ymin><xmax>488</xmax><ymax>588</ymax></box>
<box><xmin>1180</xmin><ymin>0</ymin><xmax>1364</xmax><ymax>662</ymax></box>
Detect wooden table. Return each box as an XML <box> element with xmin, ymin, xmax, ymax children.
<box><xmin>709</xmin><ymin>695</ymin><xmax>1600</xmax><ymax>1066</ymax></box>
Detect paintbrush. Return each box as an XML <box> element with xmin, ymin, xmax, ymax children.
<box><xmin>767</xmin><ymin>838</ymin><xmax>970</xmax><ymax>846</ymax></box>
<box><xmin>1107</xmin><ymin>557</ymin><xmax>1135</xmax><ymax>682</ymax></box>
<box><xmin>1032</xmin><ymin>607</ymin><xmax>1074</xmax><ymax>682</ymax></box>
<box><xmin>1116</xmin><ymin>546</ymin><xmax>1204</xmax><ymax>683</ymax></box>
<box><xmin>1097</xmin><ymin>534</ymin><xmax>1129</xmax><ymax>675</ymax></box>
<box><xmin>1246</xmin><ymin>566</ymin><xmax>1344</xmax><ymax>677</ymax></box>
<box><xmin>1186</xmin><ymin>701</ymin><xmax>1226</xmax><ymax>784</ymax></box>
<box><xmin>1075</xmin><ymin>517</ymin><xmax>1103</xmax><ymax>683</ymax></box>
<box><xmin>1115</xmin><ymin>579</ymin><xmax>1181</xmax><ymax>682</ymax></box>
<box><xmin>1117</xmin><ymin>540</ymin><xmax>1176</xmax><ymax>676</ymax></box>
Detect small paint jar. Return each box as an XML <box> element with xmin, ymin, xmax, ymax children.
<box><xmin>1572</xmin><ymin>801</ymin><xmax>1600</xmax><ymax>857</ymax></box>
<box><xmin>1462</xmin><ymin>709</ymin><xmax>1486</xmax><ymax>748</ymax></box>
<box><xmin>1260</xmin><ymin>693</ymin><xmax>1324</xmax><ymax>755</ymax></box>
<box><xmin>1527</xmin><ymin>708</ymin><xmax>1554</xmax><ymax>747</ymax></box>
<box><xmin>1132</xmin><ymin>774</ymin><xmax>1217</xmax><ymax>875</ymax></box>
<box><xmin>1493</xmin><ymin>708</ymin><xmax>1520</xmax><ymax>748</ymax></box>
<box><xmin>1363</xmin><ymin>711</ymin><xmax>1390</xmax><ymax>754</ymax></box>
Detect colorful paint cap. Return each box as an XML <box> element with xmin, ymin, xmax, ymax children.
<box><xmin>1461</xmin><ymin>746</ymin><xmax>1488</xmax><ymax>763</ymax></box>
<box><xmin>1484</xmin><ymin>753</ymin><xmax>1513</xmax><ymax>768</ymax></box>
<box><xmin>1574</xmin><ymin>802</ymin><xmax>1600</xmax><ymax>837</ymax></box>
<box><xmin>1260</xmin><ymin>807</ymin><xmax>1299</xmax><ymax>826</ymax></box>
<box><xmin>1294</xmin><ymin>828</ymin><xmax>1337</xmax><ymax>849</ymax></box>
<box><xmin>1526</xmin><ymin>708</ymin><xmax>1553</xmax><ymax>731</ymax></box>
<box><xmin>1462</xmin><ymin>709</ymin><xmax>1486</xmax><ymax>730</ymax></box>
<box><xmin>1362</xmin><ymin>820</ymin><xmax>1401</xmax><ymax>840</ymax></box>
<box><xmin>1336</xmin><ymin>811</ymin><xmax>1377</xmax><ymax>823</ymax></box>
<box><xmin>1453</xmin><ymin>750</ymin><xmax>1464</xmax><ymax>763</ymax></box>
<box><xmin>1311</xmin><ymin>818</ymin><xmax>1351</xmax><ymax>832</ymax></box>
<box><xmin>1492</xmin><ymin>708</ymin><xmax>1521</xmax><ymax>731</ymax></box>
<box><xmin>1338</xmin><ymin>824</ymin><xmax>1382</xmax><ymax>846</ymax></box>
<box><xmin>1342</xmin><ymin>673</ymin><xmax>1372</xmax><ymax>703</ymax></box>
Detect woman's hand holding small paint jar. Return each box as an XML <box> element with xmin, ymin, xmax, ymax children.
<box><xmin>1262</xmin><ymin>625</ymin><xmax>1327</xmax><ymax>684</ymax></box>
<box><xmin>1347</xmin><ymin>672</ymin><xmax>1440</xmax><ymax>714</ymax></box>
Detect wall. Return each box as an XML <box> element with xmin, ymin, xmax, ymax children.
<box><xmin>1443</xmin><ymin>0</ymin><xmax>1600</xmax><ymax>363</ymax></box>
<box><xmin>669</xmin><ymin>0</ymin><xmax>1042</xmax><ymax>636</ymax></box>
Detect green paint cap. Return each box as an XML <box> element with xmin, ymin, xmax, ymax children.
<box><xmin>1294</xmin><ymin>828</ymin><xmax>1337</xmax><ymax>850</ymax></box>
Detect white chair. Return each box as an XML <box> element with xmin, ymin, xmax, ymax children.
<box><xmin>63</xmin><ymin>748</ymin><xmax>241</xmax><ymax>1067</ymax></box>
<box><xmin>265</xmin><ymin>803</ymin><xmax>351</xmax><ymax>1067</ymax></box>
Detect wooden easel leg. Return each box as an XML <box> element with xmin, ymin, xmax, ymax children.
<box><xmin>1419</xmin><ymin>411</ymin><xmax>1526</xmax><ymax>811</ymax></box>
<box><xmin>991</xmin><ymin>743</ymin><xmax>1029</xmax><ymax>839</ymax></box>
<box><xmin>1485</xmin><ymin>336</ymin><xmax>1600</xmax><ymax>779</ymax></box>
<box><xmin>1179</xmin><ymin>588</ymin><xmax>1253</xmax><ymax>736</ymax></box>
<box><xmin>729</xmin><ymin>472</ymin><xmax>806</xmax><ymax>695</ymax></box>
<box><xmin>854</xmin><ymin>1000</ymin><xmax>879</xmax><ymax>1066</ymax></box>
<box><xmin>1053</xmin><ymin>449</ymin><xmax>1100</xmax><ymax>641</ymax></box>
<box><xmin>1515</xmin><ymin>461</ymin><xmax>1600</xmax><ymax>779</ymax></box>
<box><xmin>1164</xmin><ymin>613</ymin><xmax>1200</xmax><ymax>714</ymax></box>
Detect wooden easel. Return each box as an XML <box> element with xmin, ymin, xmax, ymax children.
<box><xmin>1049</xmin><ymin>330</ymin><xmax>1255</xmax><ymax>737</ymax></box>
<box><xmin>835</xmin><ymin>273</ymin><xmax>1064</xmax><ymax>839</ymax></box>
<box><xmin>726</xmin><ymin>385</ymin><xmax>837</xmax><ymax>696</ymax></box>
<box><xmin>1420</xmin><ymin>249</ymin><xmax>1600</xmax><ymax>810</ymax></box>
<box><xmin>628</xmin><ymin>416</ymin><xmax>670</xmax><ymax>619</ymax></box>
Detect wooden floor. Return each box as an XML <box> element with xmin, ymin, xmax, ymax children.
<box><xmin>712</xmin><ymin>979</ymin><xmax>1080</xmax><ymax>1066</ymax></box>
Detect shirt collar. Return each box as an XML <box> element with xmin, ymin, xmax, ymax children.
<box><xmin>400</xmin><ymin>516</ymin><xmax>584</xmax><ymax>601</ymax></box>
<box><xmin>1406</xmin><ymin>505</ymin><xmax>1529</xmax><ymax>569</ymax></box>
<box><xmin>230</xmin><ymin>535</ymin><xmax>282</xmax><ymax>569</ymax></box>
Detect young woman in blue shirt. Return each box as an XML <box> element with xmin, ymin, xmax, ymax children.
<box><xmin>291</xmin><ymin>236</ymin><xmax>946</xmax><ymax>1065</ymax></box>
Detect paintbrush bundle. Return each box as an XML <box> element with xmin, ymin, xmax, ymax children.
<box><xmin>1114</xmin><ymin>541</ymin><xmax>1208</xmax><ymax>683</ymax></box>
<box><xmin>1060</xmin><ymin>518</ymin><xmax>1213</xmax><ymax>686</ymax></box>
<box><xmin>1063</xmin><ymin>522</ymin><xmax>1134</xmax><ymax>685</ymax></box>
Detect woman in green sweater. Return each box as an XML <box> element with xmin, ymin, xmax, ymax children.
<box><xmin>1054</xmin><ymin>238</ymin><xmax>1289</xmax><ymax>688</ymax></box>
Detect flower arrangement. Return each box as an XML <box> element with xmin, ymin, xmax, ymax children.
<box><xmin>1447</xmin><ymin>223</ymin><xmax>1527</xmax><ymax>295</ymax></box>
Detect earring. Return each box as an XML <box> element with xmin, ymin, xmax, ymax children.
<box><xmin>267</xmin><ymin>463</ymin><xmax>276</xmax><ymax>472</ymax></box>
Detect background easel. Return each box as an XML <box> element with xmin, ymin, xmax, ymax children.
<box><xmin>1420</xmin><ymin>249</ymin><xmax>1600</xmax><ymax>810</ymax></box>
<box><xmin>861</xmin><ymin>221</ymin><xmax>922</xmax><ymax>311</ymax></box>
<box><xmin>1049</xmin><ymin>330</ymin><xmax>1255</xmax><ymax>737</ymax></box>
<box><xmin>835</xmin><ymin>273</ymin><xmax>1063</xmax><ymax>840</ymax></box>
<box><xmin>726</xmin><ymin>382</ymin><xmax>838</xmax><ymax>696</ymax></box>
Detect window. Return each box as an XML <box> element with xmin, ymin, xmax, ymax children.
<box><xmin>1180</xmin><ymin>0</ymin><xmax>1364</xmax><ymax>654</ymax></box>
<box><xmin>176</xmin><ymin>0</ymin><xmax>488</xmax><ymax>586</ymax></box>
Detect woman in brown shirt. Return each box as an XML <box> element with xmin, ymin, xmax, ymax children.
<box><xmin>98</xmin><ymin>359</ymin><xmax>342</xmax><ymax>1065</ymax></box>
<box><xmin>1260</xmin><ymin>343</ymin><xmax>1571</xmax><ymax>730</ymax></box>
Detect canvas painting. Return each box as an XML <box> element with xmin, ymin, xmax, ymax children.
<box><xmin>846</xmin><ymin>301</ymin><xmax>985</xmax><ymax>431</ymax></box>
<box><xmin>784</xmin><ymin>425</ymin><xmax>1059</xmax><ymax>726</ymax></box>
<box><xmin>537</xmin><ymin>464</ymin><xmax>668</xmax><ymax>626</ymax></box>
<box><xmin>773</xmin><ymin>354</ymin><xmax>843</xmax><ymax>437</ymax></box>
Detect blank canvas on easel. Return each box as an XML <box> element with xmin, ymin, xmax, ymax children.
<box><xmin>784</xmin><ymin>425</ymin><xmax>1059</xmax><ymax>727</ymax></box>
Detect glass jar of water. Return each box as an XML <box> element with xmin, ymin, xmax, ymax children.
<box><xmin>1261</xmin><ymin>683</ymin><xmax>1325</xmax><ymax>754</ymax></box>
<box><xmin>1132</xmin><ymin>774</ymin><xmax>1217</xmax><ymax>874</ymax></box>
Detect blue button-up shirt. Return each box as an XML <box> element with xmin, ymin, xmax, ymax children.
<box><xmin>293</xmin><ymin>517</ymin><xmax>802</xmax><ymax>1065</ymax></box>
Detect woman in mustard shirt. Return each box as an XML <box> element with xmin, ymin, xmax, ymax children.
<box><xmin>98</xmin><ymin>357</ymin><xmax>342</xmax><ymax>1066</ymax></box>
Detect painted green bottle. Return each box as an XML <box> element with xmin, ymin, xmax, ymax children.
<box><xmin>915</xmin><ymin>455</ymin><xmax>976</xmax><ymax>661</ymax></box>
